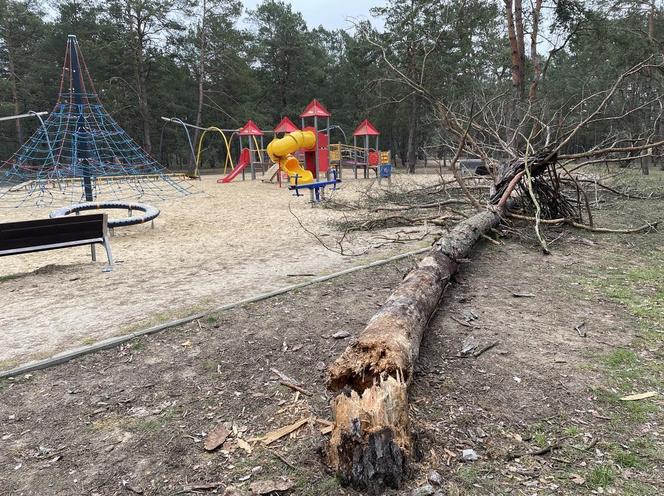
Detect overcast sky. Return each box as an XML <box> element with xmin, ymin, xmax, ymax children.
<box><xmin>241</xmin><ymin>0</ymin><xmax>383</xmax><ymax>31</ymax></box>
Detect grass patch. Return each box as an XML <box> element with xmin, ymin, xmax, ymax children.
<box><xmin>532</xmin><ymin>431</ymin><xmax>548</xmax><ymax>447</ymax></box>
<box><xmin>603</xmin><ymin>348</ymin><xmax>639</xmax><ymax>368</ymax></box>
<box><xmin>586</xmin><ymin>464</ymin><xmax>615</xmax><ymax>489</ymax></box>
<box><xmin>296</xmin><ymin>476</ymin><xmax>341</xmax><ymax>496</ymax></box>
<box><xmin>0</xmin><ymin>273</ymin><xmax>23</xmax><ymax>283</ymax></box>
<box><xmin>130</xmin><ymin>339</ymin><xmax>146</xmax><ymax>351</ymax></box>
<box><xmin>563</xmin><ymin>425</ymin><xmax>580</xmax><ymax>437</ymax></box>
<box><xmin>132</xmin><ymin>418</ymin><xmax>162</xmax><ymax>432</ymax></box>
<box><xmin>622</xmin><ymin>481</ymin><xmax>659</xmax><ymax>496</ymax></box>
<box><xmin>593</xmin><ymin>387</ymin><xmax>658</xmax><ymax>422</ymax></box>
<box><xmin>457</xmin><ymin>466</ymin><xmax>480</xmax><ymax>487</ymax></box>
<box><xmin>611</xmin><ymin>447</ymin><xmax>642</xmax><ymax>468</ymax></box>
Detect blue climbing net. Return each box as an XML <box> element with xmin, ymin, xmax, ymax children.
<box><xmin>0</xmin><ymin>35</ymin><xmax>198</xmax><ymax>208</ymax></box>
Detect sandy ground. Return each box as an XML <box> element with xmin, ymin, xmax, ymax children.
<box><xmin>1</xmin><ymin>173</ymin><xmax>440</xmax><ymax>367</ymax></box>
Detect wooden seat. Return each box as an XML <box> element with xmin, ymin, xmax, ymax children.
<box><xmin>0</xmin><ymin>213</ymin><xmax>113</xmax><ymax>267</ymax></box>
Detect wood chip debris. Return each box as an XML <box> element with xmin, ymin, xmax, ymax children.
<box><xmin>203</xmin><ymin>424</ymin><xmax>230</xmax><ymax>451</ymax></box>
<box><xmin>315</xmin><ymin>418</ymin><xmax>334</xmax><ymax>435</ymax></box>
<box><xmin>620</xmin><ymin>391</ymin><xmax>657</xmax><ymax>401</ymax></box>
<box><xmin>237</xmin><ymin>438</ymin><xmax>252</xmax><ymax>454</ymax></box>
<box><xmin>270</xmin><ymin>368</ymin><xmax>300</xmax><ymax>386</ymax></box>
<box><xmin>253</xmin><ymin>418</ymin><xmax>309</xmax><ymax>445</ymax></box>
<box><xmin>248</xmin><ymin>478</ymin><xmax>294</xmax><ymax>494</ymax></box>
<box><xmin>279</xmin><ymin>381</ymin><xmax>312</xmax><ymax>396</ymax></box>
<box><xmin>450</xmin><ymin>315</ymin><xmax>475</xmax><ymax>328</ymax></box>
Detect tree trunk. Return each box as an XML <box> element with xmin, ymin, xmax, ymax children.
<box><xmin>514</xmin><ymin>0</ymin><xmax>526</xmax><ymax>100</ymax></box>
<box><xmin>327</xmin><ymin>210</ymin><xmax>501</xmax><ymax>493</ymax></box>
<box><xmin>6</xmin><ymin>36</ymin><xmax>24</xmax><ymax>145</ymax></box>
<box><xmin>504</xmin><ymin>0</ymin><xmax>523</xmax><ymax>99</ymax></box>
<box><xmin>528</xmin><ymin>0</ymin><xmax>543</xmax><ymax>101</ymax></box>
<box><xmin>406</xmin><ymin>93</ymin><xmax>418</xmax><ymax>173</ymax></box>
<box><xmin>641</xmin><ymin>154</ymin><xmax>650</xmax><ymax>175</ymax></box>
<box><xmin>134</xmin><ymin>26</ymin><xmax>152</xmax><ymax>154</ymax></box>
<box><xmin>191</xmin><ymin>0</ymin><xmax>207</xmax><ymax>171</ymax></box>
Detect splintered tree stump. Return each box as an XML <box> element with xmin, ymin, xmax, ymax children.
<box><xmin>328</xmin><ymin>375</ymin><xmax>409</xmax><ymax>492</ymax></box>
<box><xmin>327</xmin><ymin>210</ymin><xmax>500</xmax><ymax>492</ymax></box>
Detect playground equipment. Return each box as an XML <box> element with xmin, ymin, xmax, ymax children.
<box><xmin>218</xmin><ymin>148</ymin><xmax>250</xmax><ymax>183</ymax></box>
<box><xmin>289</xmin><ymin>169</ymin><xmax>341</xmax><ymax>202</ymax></box>
<box><xmin>274</xmin><ymin>116</ymin><xmax>299</xmax><ymax>135</ymax></box>
<box><xmin>267</xmin><ymin>100</ymin><xmax>334</xmax><ymax>185</ymax></box>
<box><xmin>265</xmin><ymin>100</ymin><xmax>344</xmax><ymax>202</ymax></box>
<box><xmin>299</xmin><ymin>99</ymin><xmax>331</xmax><ymax>181</ymax></box>
<box><xmin>50</xmin><ymin>201</ymin><xmax>160</xmax><ymax>230</ymax></box>
<box><xmin>0</xmin><ymin>35</ymin><xmax>197</xmax><ymax>208</ymax></box>
<box><xmin>235</xmin><ymin>120</ymin><xmax>268</xmax><ymax>180</ymax></box>
<box><xmin>329</xmin><ymin>118</ymin><xmax>392</xmax><ymax>182</ymax></box>
<box><xmin>161</xmin><ymin>117</ymin><xmax>272</xmax><ymax>183</ymax></box>
<box><xmin>161</xmin><ymin>98</ymin><xmax>390</xmax><ymax>190</ymax></box>
<box><xmin>267</xmin><ymin>130</ymin><xmax>316</xmax><ymax>184</ymax></box>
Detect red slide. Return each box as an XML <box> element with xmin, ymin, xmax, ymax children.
<box><xmin>218</xmin><ymin>148</ymin><xmax>251</xmax><ymax>183</ymax></box>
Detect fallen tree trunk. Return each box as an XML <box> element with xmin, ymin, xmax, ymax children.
<box><xmin>326</xmin><ymin>209</ymin><xmax>501</xmax><ymax>493</ymax></box>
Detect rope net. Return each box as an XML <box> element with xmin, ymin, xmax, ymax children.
<box><xmin>0</xmin><ymin>35</ymin><xmax>198</xmax><ymax>208</ymax></box>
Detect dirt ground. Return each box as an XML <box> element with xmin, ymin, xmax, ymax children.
<box><xmin>0</xmin><ymin>173</ymin><xmax>440</xmax><ymax>368</ymax></box>
<box><xmin>1</xmin><ymin>194</ymin><xmax>662</xmax><ymax>495</ymax></box>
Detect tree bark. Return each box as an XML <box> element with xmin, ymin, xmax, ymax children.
<box><xmin>528</xmin><ymin>0</ymin><xmax>543</xmax><ymax>102</ymax></box>
<box><xmin>136</xmin><ymin>47</ymin><xmax>152</xmax><ymax>153</ymax></box>
<box><xmin>191</xmin><ymin>0</ymin><xmax>207</xmax><ymax>170</ymax></box>
<box><xmin>327</xmin><ymin>209</ymin><xmax>501</xmax><ymax>493</ymax></box>
<box><xmin>6</xmin><ymin>36</ymin><xmax>24</xmax><ymax>145</ymax></box>
<box><xmin>514</xmin><ymin>0</ymin><xmax>526</xmax><ymax>99</ymax></box>
<box><xmin>504</xmin><ymin>0</ymin><xmax>524</xmax><ymax>99</ymax></box>
<box><xmin>406</xmin><ymin>92</ymin><xmax>418</xmax><ymax>173</ymax></box>
<box><xmin>132</xmin><ymin>12</ymin><xmax>152</xmax><ymax>154</ymax></box>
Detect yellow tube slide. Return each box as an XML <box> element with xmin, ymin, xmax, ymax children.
<box><xmin>267</xmin><ymin>130</ymin><xmax>316</xmax><ymax>184</ymax></box>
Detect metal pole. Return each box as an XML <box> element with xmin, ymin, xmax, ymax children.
<box><xmin>250</xmin><ymin>136</ymin><xmax>255</xmax><ymax>180</ymax></box>
<box><xmin>327</xmin><ymin>117</ymin><xmax>330</xmax><ymax>179</ymax></box>
<box><xmin>69</xmin><ymin>35</ymin><xmax>93</xmax><ymax>202</ymax></box>
<box><xmin>314</xmin><ymin>115</ymin><xmax>319</xmax><ymax>181</ymax></box>
<box><xmin>0</xmin><ymin>111</ymin><xmax>48</xmax><ymax>122</ymax></box>
<box><xmin>365</xmin><ymin>135</ymin><xmax>369</xmax><ymax>178</ymax></box>
<box><xmin>261</xmin><ymin>135</ymin><xmax>265</xmax><ymax>175</ymax></box>
<box><xmin>240</xmin><ymin>136</ymin><xmax>245</xmax><ymax>181</ymax></box>
<box><xmin>353</xmin><ymin>135</ymin><xmax>357</xmax><ymax>178</ymax></box>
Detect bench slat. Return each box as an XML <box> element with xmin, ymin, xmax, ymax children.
<box><xmin>0</xmin><ymin>214</ymin><xmax>106</xmax><ymax>252</ymax></box>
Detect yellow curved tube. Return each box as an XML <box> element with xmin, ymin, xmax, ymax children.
<box><xmin>267</xmin><ymin>130</ymin><xmax>316</xmax><ymax>184</ymax></box>
<box><xmin>196</xmin><ymin>127</ymin><xmax>235</xmax><ymax>176</ymax></box>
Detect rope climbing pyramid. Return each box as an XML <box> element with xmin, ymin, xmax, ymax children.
<box><xmin>0</xmin><ymin>35</ymin><xmax>198</xmax><ymax>208</ymax></box>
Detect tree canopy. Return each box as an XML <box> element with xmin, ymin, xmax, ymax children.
<box><xmin>1</xmin><ymin>0</ymin><xmax>663</xmax><ymax>169</ymax></box>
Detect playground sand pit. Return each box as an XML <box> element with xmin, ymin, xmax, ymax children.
<box><xmin>0</xmin><ymin>173</ymin><xmax>442</xmax><ymax>367</ymax></box>
<box><xmin>1</xmin><ymin>198</ymin><xmax>662</xmax><ymax>495</ymax></box>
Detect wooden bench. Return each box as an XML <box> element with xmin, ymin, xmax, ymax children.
<box><xmin>0</xmin><ymin>213</ymin><xmax>114</xmax><ymax>267</ymax></box>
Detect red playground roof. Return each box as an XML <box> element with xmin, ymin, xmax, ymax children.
<box><xmin>274</xmin><ymin>116</ymin><xmax>299</xmax><ymax>133</ymax></box>
<box><xmin>238</xmin><ymin>119</ymin><xmax>263</xmax><ymax>136</ymax></box>
<box><xmin>353</xmin><ymin>119</ymin><xmax>381</xmax><ymax>136</ymax></box>
<box><xmin>300</xmin><ymin>99</ymin><xmax>331</xmax><ymax>118</ymax></box>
